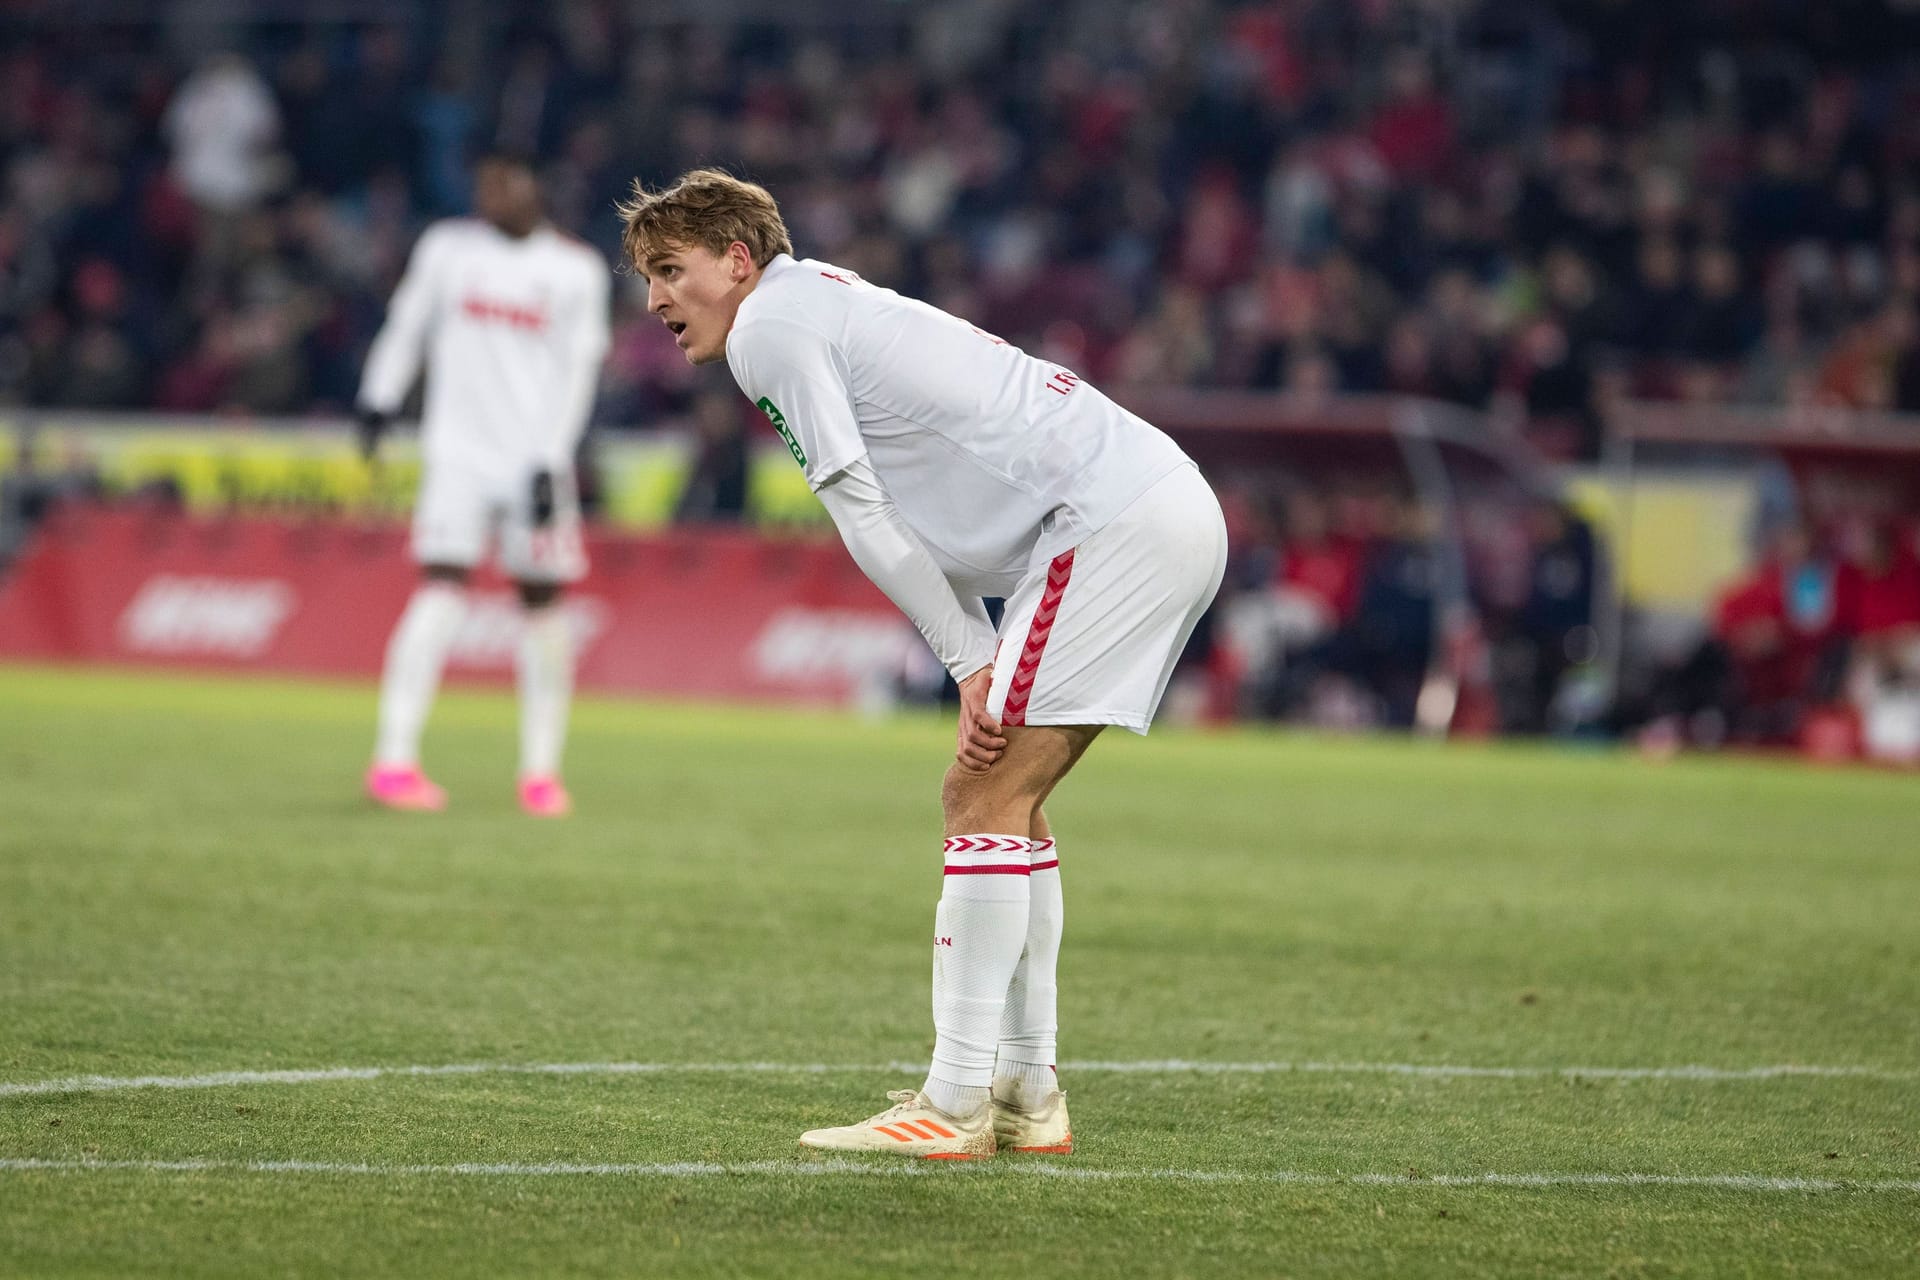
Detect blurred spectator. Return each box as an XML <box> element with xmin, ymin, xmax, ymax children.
<box><xmin>164</xmin><ymin>55</ymin><xmax>282</xmax><ymax>217</ymax></box>
<box><xmin>673</xmin><ymin>389</ymin><xmax>751</xmax><ymax>524</ymax></box>
<box><xmin>1277</xmin><ymin>489</ymin><xmax>1366</xmax><ymax>627</ymax></box>
<box><xmin>1320</xmin><ymin>497</ymin><xmax>1440</xmax><ymax>728</ymax></box>
<box><xmin>1220</xmin><ymin>488</ymin><xmax>1358</xmax><ymax>715</ymax></box>
<box><xmin>1499</xmin><ymin>317</ymin><xmax>1599</xmax><ymax>460</ymax></box>
<box><xmin>1679</xmin><ymin>244</ymin><xmax>1766</xmax><ymax>395</ymax></box>
<box><xmin>1835</xmin><ymin>520</ymin><xmax>1920</xmax><ymax>761</ymax></box>
<box><xmin>1230</xmin><ymin>487</ymin><xmax>1440</xmax><ymax>728</ymax></box>
<box><xmin>1513</xmin><ymin>501</ymin><xmax>1599</xmax><ymax>732</ymax></box>
<box><xmin>1713</xmin><ymin>525</ymin><xmax>1833</xmax><ymax>742</ymax></box>
<box><xmin>1643</xmin><ymin>521</ymin><xmax>1848</xmax><ymax>749</ymax></box>
<box><xmin>1837</xmin><ymin>519</ymin><xmax>1920</xmax><ymax>641</ymax></box>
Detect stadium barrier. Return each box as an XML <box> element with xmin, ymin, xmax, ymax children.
<box><xmin>0</xmin><ymin>412</ymin><xmax>828</xmax><ymax>530</ymax></box>
<box><xmin>0</xmin><ymin>505</ymin><xmax>918</xmax><ymax>705</ymax></box>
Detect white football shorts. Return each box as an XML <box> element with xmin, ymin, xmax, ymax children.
<box><xmin>411</xmin><ymin>462</ymin><xmax>587</xmax><ymax>584</ymax></box>
<box><xmin>986</xmin><ymin>462</ymin><xmax>1227</xmax><ymax>734</ymax></box>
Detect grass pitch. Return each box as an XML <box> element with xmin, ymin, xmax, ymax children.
<box><xmin>1</xmin><ymin>665</ymin><xmax>1916</xmax><ymax>1278</ymax></box>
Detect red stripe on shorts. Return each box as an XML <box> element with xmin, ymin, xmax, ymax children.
<box><xmin>1001</xmin><ymin>548</ymin><xmax>1075</xmax><ymax>727</ymax></box>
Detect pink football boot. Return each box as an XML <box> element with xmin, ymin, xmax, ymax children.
<box><xmin>364</xmin><ymin>764</ymin><xmax>447</xmax><ymax>812</ymax></box>
<box><xmin>518</xmin><ymin>774</ymin><xmax>572</xmax><ymax>818</ymax></box>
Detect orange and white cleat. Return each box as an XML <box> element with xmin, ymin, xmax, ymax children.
<box><xmin>990</xmin><ymin>1079</ymin><xmax>1072</xmax><ymax>1154</ymax></box>
<box><xmin>364</xmin><ymin>764</ymin><xmax>447</xmax><ymax>813</ymax></box>
<box><xmin>799</xmin><ymin>1090</ymin><xmax>995</xmax><ymax>1159</ymax></box>
<box><xmin>518</xmin><ymin>774</ymin><xmax>572</xmax><ymax>818</ymax></box>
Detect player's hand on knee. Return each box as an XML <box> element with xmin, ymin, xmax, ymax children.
<box><xmin>955</xmin><ymin>666</ymin><xmax>1006</xmax><ymax>771</ymax></box>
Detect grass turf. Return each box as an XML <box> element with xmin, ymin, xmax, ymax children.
<box><xmin>0</xmin><ymin>664</ymin><xmax>1915</xmax><ymax>1278</ymax></box>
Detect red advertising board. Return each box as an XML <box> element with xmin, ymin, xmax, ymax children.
<box><xmin>0</xmin><ymin>506</ymin><xmax>919</xmax><ymax>703</ymax></box>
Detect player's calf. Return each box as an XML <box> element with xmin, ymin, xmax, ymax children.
<box><xmin>515</xmin><ymin>585</ymin><xmax>575</xmax><ymax>813</ymax></box>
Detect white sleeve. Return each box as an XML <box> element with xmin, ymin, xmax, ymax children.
<box><xmin>725</xmin><ymin>314</ymin><xmax>867</xmax><ymax>490</ymax></box>
<box><xmin>815</xmin><ymin>457</ymin><xmax>999</xmax><ymax>684</ymax></box>
<box><xmin>552</xmin><ymin>258</ymin><xmax>611</xmax><ymax>463</ymax></box>
<box><xmin>357</xmin><ymin>227</ymin><xmax>445</xmax><ymax>415</ymax></box>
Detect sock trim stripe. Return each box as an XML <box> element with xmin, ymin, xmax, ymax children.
<box><xmin>1031</xmin><ymin>838</ymin><xmax>1056</xmax><ymax>853</ymax></box>
<box><xmin>1030</xmin><ymin>859</ymin><xmax>1059</xmax><ymax>872</ymax></box>
<box><xmin>944</xmin><ymin>863</ymin><xmax>1031</xmax><ymax>876</ymax></box>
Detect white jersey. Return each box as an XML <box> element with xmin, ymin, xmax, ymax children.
<box><xmin>726</xmin><ymin>255</ymin><xmax>1191</xmax><ymax>597</ymax></box>
<box><xmin>359</xmin><ymin>218</ymin><xmax>611</xmax><ymax>482</ymax></box>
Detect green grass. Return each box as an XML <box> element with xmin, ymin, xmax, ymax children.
<box><xmin>1</xmin><ymin>664</ymin><xmax>1916</xmax><ymax>1278</ymax></box>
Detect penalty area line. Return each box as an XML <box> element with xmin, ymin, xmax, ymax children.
<box><xmin>3</xmin><ymin>1058</ymin><xmax>1917</xmax><ymax>1099</ymax></box>
<box><xmin>0</xmin><ymin>1157</ymin><xmax>1916</xmax><ymax>1195</ymax></box>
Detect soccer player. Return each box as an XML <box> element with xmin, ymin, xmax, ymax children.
<box><xmin>619</xmin><ymin>170</ymin><xmax>1227</xmax><ymax>1157</ymax></box>
<box><xmin>358</xmin><ymin>151</ymin><xmax>611</xmax><ymax>817</ymax></box>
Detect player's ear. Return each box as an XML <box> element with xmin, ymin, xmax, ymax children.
<box><xmin>728</xmin><ymin>241</ymin><xmax>754</xmax><ymax>281</ymax></box>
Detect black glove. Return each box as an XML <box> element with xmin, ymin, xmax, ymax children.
<box><xmin>530</xmin><ymin>469</ymin><xmax>555</xmax><ymax>527</ymax></box>
<box><xmin>356</xmin><ymin>407</ymin><xmax>390</xmax><ymax>462</ymax></box>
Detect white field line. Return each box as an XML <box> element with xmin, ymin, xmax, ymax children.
<box><xmin>3</xmin><ymin>1058</ymin><xmax>1916</xmax><ymax>1100</ymax></box>
<box><xmin>1</xmin><ymin>1157</ymin><xmax>1916</xmax><ymax>1195</ymax></box>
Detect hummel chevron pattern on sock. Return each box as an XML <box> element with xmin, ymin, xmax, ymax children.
<box><xmin>943</xmin><ymin>835</ymin><xmax>1031</xmax><ymax>862</ymax></box>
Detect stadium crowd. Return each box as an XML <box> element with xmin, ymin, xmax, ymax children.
<box><xmin>1634</xmin><ymin>510</ymin><xmax>1920</xmax><ymax>759</ymax></box>
<box><xmin>1201</xmin><ymin>478</ymin><xmax>1600</xmax><ymax>733</ymax></box>
<box><xmin>7</xmin><ymin>2</ymin><xmax>1920</xmax><ymax>456</ymax></box>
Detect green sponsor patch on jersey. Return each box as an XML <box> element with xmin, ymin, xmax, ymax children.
<box><xmin>756</xmin><ymin>396</ymin><xmax>807</xmax><ymax>468</ymax></box>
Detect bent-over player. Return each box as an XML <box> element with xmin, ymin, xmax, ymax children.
<box><xmin>360</xmin><ymin>151</ymin><xmax>611</xmax><ymax>816</ymax></box>
<box><xmin>620</xmin><ymin>169</ymin><xmax>1226</xmax><ymax>1157</ymax></box>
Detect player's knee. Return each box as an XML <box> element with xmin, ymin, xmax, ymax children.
<box><xmin>517</xmin><ymin>580</ymin><xmax>563</xmax><ymax>609</ymax></box>
<box><xmin>940</xmin><ymin>767</ymin><xmax>999</xmax><ymax>832</ymax></box>
<box><xmin>941</xmin><ymin>760</ymin><xmax>1039</xmax><ymax>833</ymax></box>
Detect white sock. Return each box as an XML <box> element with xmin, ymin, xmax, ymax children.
<box><xmin>998</xmin><ymin>836</ymin><xmax>1063</xmax><ymax>1108</ymax></box>
<box><xmin>373</xmin><ymin>582</ymin><xmax>467</xmax><ymax>768</ymax></box>
<box><xmin>923</xmin><ymin>834</ymin><xmax>1032</xmax><ymax>1118</ymax></box>
<box><xmin>517</xmin><ymin>603</ymin><xmax>574</xmax><ymax>779</ymax></box>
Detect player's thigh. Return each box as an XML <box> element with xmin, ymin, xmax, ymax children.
<box><xmin>1032</xmin><ymin>724</ymin><xmax>1103</xmax><ymax>809</ymax></box>
<box><xmin>411</xmin><ymin>466</ymin><xmax>492</xmax><ymax>571</ymax></box>
<box><xmin>998</xmin><ymin>722</ymin><xmax>1102</xmax><ymax>793</ymax></box>
<box><xmin>987</xmin><ymin>465</ymin><xmax>1227</xmax><ymax>735</ymax></box>
<box><xmin>498</xmin><ymin>468</ymin><xmax>587</xmax><ymax>585</ymax></box>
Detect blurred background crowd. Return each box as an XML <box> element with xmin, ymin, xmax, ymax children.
<box><xmin>10</xmin><ymin>1</ymin><xmax>1920</xmax><ymax>441</ymax></box>
<box><xmin>2</xmin><ymin>0</ymin><xmax>1918</xmax><ymax>751</ymax></box>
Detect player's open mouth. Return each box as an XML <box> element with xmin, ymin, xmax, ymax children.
<box><xmin>666</xmin><ymin>321</ymin><xmax>686</xmax><ymax>336</ymax></box>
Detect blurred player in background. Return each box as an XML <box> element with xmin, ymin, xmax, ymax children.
<box><xmin>621</xmin><ymin>170</ymin><xmax>1227</xmax><ymax>1158</ymax></box>
<box><xmin>358</xmin><ymin>151</ymin><xmax>611</xmax><ymax>817</ymax></box>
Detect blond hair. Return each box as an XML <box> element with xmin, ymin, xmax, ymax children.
<box><xmin>617</xmin><ymin>168</ymin><xmax>793</xmax><ymax>272</ymax></box>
